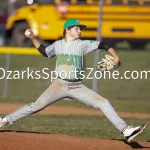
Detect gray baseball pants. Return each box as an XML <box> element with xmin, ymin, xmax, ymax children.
<box><xmin>6</xmin><ymin>78</ymin><xmax>127</xmax><ymax>132</ymax></box>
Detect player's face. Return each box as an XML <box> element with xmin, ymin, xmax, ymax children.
<box><xmin>67</xmin><ymin>26</ymin><xmax>81</xmax><ymax>39</ymax></box>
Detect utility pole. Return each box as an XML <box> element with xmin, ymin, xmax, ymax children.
<box><xmin>92</xmin><ymin>0</ymin><xmax>104</xmax><ymax>92</ymax></box>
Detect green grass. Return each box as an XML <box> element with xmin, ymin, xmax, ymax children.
<box><xmin>0</xmin><ymin>51</ymin><xmax>150</xmax><ymax>100</ymax></box>
<box><xmin>0</xmin><ymin>97</ymin><xmax>150</xmax><ymax>113</ymax></box>
<box><xmin>3</xmin><ymin>115</ymin><xmax>150</xmax><ymax>141</ymax></box>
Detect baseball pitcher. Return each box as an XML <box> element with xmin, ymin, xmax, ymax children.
<box><xmin>0</xmin><ymin>18</ymin><xmax>146</xmax><ymax>143</ymax></box>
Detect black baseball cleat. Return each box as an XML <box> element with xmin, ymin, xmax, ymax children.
<box><xmin>122</xmin><ymin>124</ymin><xmax>146</xmax><ymax>143</ymax></box>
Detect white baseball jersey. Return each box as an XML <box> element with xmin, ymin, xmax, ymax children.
<box><xmin>45</xmin><ymin>39</ymin><xmax>100</xmax><ymax>79</ymax></box>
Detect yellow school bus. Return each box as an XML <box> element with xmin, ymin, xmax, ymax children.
<box><xmin>5</xmin><ymin>0</ymin><xmax>150</xmax><ymax>48</ymax></box>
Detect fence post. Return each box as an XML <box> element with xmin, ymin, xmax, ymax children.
<box><xmin>3</xmin><ymin>54</ymin><xmax>10</xmax><ymax>96</ymax></box>
<box><xmin>92</xmin><ymin>0</ymin><xmax>104</xmax><ymax>92</ymax></box>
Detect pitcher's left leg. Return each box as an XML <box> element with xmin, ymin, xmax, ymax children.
<box><xmin>68</xmin><ymin>84</ymin><xmax>127</xmax><ymax>132</ymax></box>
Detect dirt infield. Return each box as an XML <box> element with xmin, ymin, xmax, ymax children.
<box><xmin>0</xmin><ymin>132</ymin><xmax>150</xmax><ymax>150</ymax></box>
<box><xmin>0</xmin><ymin>103</ymin><xmax>150</xmax><ymax>150</ymax></box>
<box><xmin>0</xmin><ymin>103</ymin><xmax>150</xmax><ymax>119</ymax></box>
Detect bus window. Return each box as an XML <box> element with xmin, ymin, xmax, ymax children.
<box><xmin>76</xmin><ymin>0</ymin><xmax>87</xmax><ymax>4</ymax></box>
<box><xmin>144</xmin><ymin>1</ymin><xmax>150</xmax><ymax>5</ymax></box>
<box><xmin>60</xmin><ymin>0</ymin><xmax>87</xmax><ymax>4</ymax></box>
<box><xmin>111</xmin><ymin>0</ymin><xmax>123</xmax><ymax>5</ymax></box>
<box><xmin>128</xmin><ymin>0</ymin><xmax>139</xmax><ymax>5</ymax></box>
<box><xmin>103</xmin><ymin>0</ymin><xmax>150</xmax><ymax>5</ymax></box>
<box><xmin>61</xmin><ymin>0</ymin><xmax>71</xmax><ymax>4</ymax></box>
<box><xmin>38</xmin><ymin>0</ymin><xmax>55</xmax><ymax>4</ymax></box>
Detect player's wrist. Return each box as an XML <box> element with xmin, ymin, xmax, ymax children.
<box><xmin>31</xmin><ymin>37</ymin><xmax>35</xmax><ymax>41</ymax></box>
<box><xmin>114</xmin><ymin>56</ymin><xmax>120</xmax><ymax>64</ymax></box>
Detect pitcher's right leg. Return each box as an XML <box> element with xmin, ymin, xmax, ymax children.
<box><xmin>68</xmin><ymin>84</ymin><xmax>127</xmax><ymax>132</ymax></box>
<box><xmin>68</xmin><ymin>84</ymin><xmax>146</xmax><ymax>142</ymax></box>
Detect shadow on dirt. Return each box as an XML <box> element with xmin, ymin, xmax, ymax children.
<box><xmin>122</xmin><ymin>139</ymin><xmax>150</xmax><ymax>149</ymax></box>
<box><xmin>0</xmin><ymin>129</ymin><xmax>48</xmax><ymax>134</ymax></box>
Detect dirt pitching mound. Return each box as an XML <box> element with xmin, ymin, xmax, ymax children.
<box><xmin>0</xmin><ymin>132</ymin><xmax>150</xmax><ymax>150</ymax></box>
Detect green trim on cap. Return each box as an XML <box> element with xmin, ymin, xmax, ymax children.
<box><xmin>63</xmin><ymin>18</ymin><xmax>87</xmax><ymax>30</ymax></box>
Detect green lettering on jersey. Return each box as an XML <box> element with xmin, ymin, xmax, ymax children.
<box><xmin>74</xmin><ymin>55</ymin><xmax>79</xmax><ymax>67</ymax></box>
<box><xmin>70</xmin><ymin>55</ymin><xmax>75</xmax><ymax>66</ymax></box>
<box><xmin>90</xmin><ymin>40</ymin><xmax>95</xmax><ymax>43</ymax></box>
<box><xmin>61</xmin><ymin>54</ymin><xmax>65</xmax><ymax>64</ymax></box>
<box><xmin>64</xmin><ymin>54</ymin><xmax>70</xmax><ymax>65</ymax></box>
<box><xmin>78</xmin><ymin>57</ymin><xmax>82</xmax><ymax>68</ymax></box>
<box><xmin>56</xmin><ymin>55</ymin><xmax>60</xmax><ymax>66</ymax></box>
<box><xmin>56</xmin><ymin>54</ymin><xmax>82</xmax><ymax>67</ymax></box>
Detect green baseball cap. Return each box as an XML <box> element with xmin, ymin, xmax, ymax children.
<box><xmin>63</xmin><ymin>18</ymin><xmax>87</xmax><ymax>30</ymax></box>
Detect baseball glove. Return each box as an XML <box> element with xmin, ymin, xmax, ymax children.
<box><xmin>96</xmin><ymin>55</ymin><xmax>120</xmax><ymax>71</ymax></box>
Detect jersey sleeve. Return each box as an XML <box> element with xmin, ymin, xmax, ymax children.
<box><xmin>45</xmin><ymin>42</ymin><xmax>56</xmax><ymax>58</ymax></box>
<box><xmin>82</xmin><ymin>40</ymin><xmax>100</xmax><ymax>55</ymax></box>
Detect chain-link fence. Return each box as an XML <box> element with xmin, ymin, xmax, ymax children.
<box><xmin>0</xmin><ymin>0</ymin><xmax>150</xmax><ymax>101</ymax></box>
<box><xmin>0</xmin><ymin>0</ymin><xmax>150</xmax><ymax>48</ymax></box>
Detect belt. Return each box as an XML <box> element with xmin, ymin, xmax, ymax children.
<box><xmin>58</xmin><ymin>76</ymin><xmax>82</xmax><ymax>82</ymax></box>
